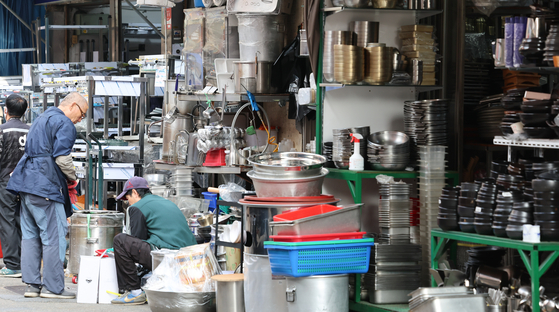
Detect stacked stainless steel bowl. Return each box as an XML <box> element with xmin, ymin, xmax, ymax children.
<box><xmin>333</xmin><ymin>128</ymin><xmax>352</xmax><ymax>169</ymax></box>
<box><xmin>323</xmin><ymin>31</ymin><xmax>353</xmax><ymax>83</ymax></box>
<box><xmin>247</xmin><ymin>152</ymin><xmax>328</xmax><ymax>197</ymax></box>
<box><xmin>334</xmin><ymin>45</ymin><xmax>365</xmax><ymax>84</ymax></box>
<box><xmin>365</xmin><ymin>44</ymin><xmax>394</xmax><ymax>85</ymax></box>
<box><xmin>350</xmin><ymin>21</ymin><xmax>380</xmax><ymax>47</ymax></box>
<box><xmin>404</xmin><ymin>99</ymin><xmax>448</xmax><ymax>160</ymax></box>
<box><xmin>367</xmin><ymin>131</ymin><xmax>410</xmax><ymax>171</ymax></box>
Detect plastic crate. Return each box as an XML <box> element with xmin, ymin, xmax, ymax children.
<box><xmin>264</xmin><ymin>238</ymin><xmax>374</xmax><ymax>277</ymax></box>
<box><xmin>270</xmin><ymin>231</ymin><xmax>366</xmax><ymax>242</ymax></box>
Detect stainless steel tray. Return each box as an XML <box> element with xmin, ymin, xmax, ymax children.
<box><xmin>269</xmin><ymin>204</ymin><xmax>362</xmax><ymax>236</ymax></box>
<box><xmin>409</xmin><ymin>286</ymin><xmax>471</xmax><ymax>299</ymax></box>
<box><xmin>410</xmin><ymin>294</ymin><xmax>488</xmax><ymax>312</ymax></box>
<box><xmin>368</xmin><ymin>289</ymin><xmax>412</xmax><ymax>304</ymax></box>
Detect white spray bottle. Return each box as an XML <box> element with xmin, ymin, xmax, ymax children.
<box><xmin>349</xmin><ymin>133</ymin><xmax>364</xmax><ymax>171</ymax></box>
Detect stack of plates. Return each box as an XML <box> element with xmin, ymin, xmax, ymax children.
<box><xmin>332</xmin><ymin>128</ymin><xmax>352</xmax><ymax>169</ymax></box>
<box><xmin>404</xmin><ymin>99</ymin><xmax>448</xmax><ymax>160</ymax></box>
<box><xmin>364</xmin><ymin>45</ymin><xmax>393</xmax><ymax>85</ymax></box>
<box><xmin>417</xmin><ymin>145</ymin><xmax>447</xmax><ymax>284</ymax></box>
<box><xmin>350</xmin><ymin>21</ymin><xmax>379</xmax><ymax>47</ymax></box>
<box><xmin>544</xmin><ymin>25</ymin><xmax>559</xmax><ymax>65</ymax></box>
<box><xmin>323</xmin><ymin>31</ymin><xmax>353</xmax><ymax>83</ymax></box>
<box><xmin>364</xmin><ymin>244</ymin><xmax>422</xmax><ymax>304</ymax></box>
<box><xmin>170</xmin><ymin>167</ymin><xmax>194</xmax><ymax>197</ymax></box>
<box><xmin>334</xmin><ymin>44</ymin><xmax>364</xmax><ymax>84</ymax></box>
<box><xmin>378</xmin><ymin>183</ymin><xmax>411</xmax><ymax>245</ymax></box>
<box><xmin>367</xmin><ymin>131</ymin><xmax>410</xmax><ymax>171</ymax></box>
<box><xmin>323</xmin><ymin>142</ymin><xmax>334</xmax><ymax>167</ymax></box>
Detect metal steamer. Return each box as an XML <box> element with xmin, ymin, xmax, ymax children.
<box><xmin>68</xmin><ymin>211</ymin><xmax>124</xmax><ymax>275</ymax></box>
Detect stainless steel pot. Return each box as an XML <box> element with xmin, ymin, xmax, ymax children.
<box><xmin>256</xmin><ymin>61</ymin><xmax>274</xmax><ymax>94</ymax></box>
<box><xmin>244</xmin><ymin>253</ymin><xmax>288</xmax><ymax>312</ymax></box>
<box><xmin>285</xmin><ymin>275</ymin><xmax>349</xmax><ymax>312</ymax></box>
<box><xmin>237</xmin><ymin>14</ymin><xmax>285</xmax><ymax>62</ymax></box>
<box><xmin>145</xmin><ymin>289</ymin><xmax>216</xmax><ymax>312</ymax></box>
<box><xmin>243</xmin><ymin>200</ymin><xmax>339</xmax><ymax>254</ymax></box>
<box><xmin>234</xmin><ymin>61</ymin><xmax>256</xmax><ymax>93</ymax></box>
<box><xmin>248</xmin><ymin>152</ymin><xmax>327</xmax><ymax>178</ymax></box>
<box><xmin>68</xmin><ymin>211</ymin><xmax>124</xmax><ymax>275</ymax></box>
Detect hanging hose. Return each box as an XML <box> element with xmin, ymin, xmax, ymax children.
<box><xmin>230</xmin><ymin>102</ymin><xmax>271</xmax><ymax>162</ymax></box>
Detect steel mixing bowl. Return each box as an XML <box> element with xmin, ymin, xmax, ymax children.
<box><xmin>373</xmin><ymin>0</ymin><xmax>397</xmax><ymax>8</ymax></box>
<box><xmin>144</xmin><ymin>174</ymin><xmax>167</xmax><ymax>186</ymax></box>
<box><xmin>344</xmin><ymin>0</ymin><xmax>370</xmax><ymax>8</ymax></box>
<box><xmin>368</xmin><ymin>131</ymin><xmax>410</xmax><ymax>146</ymax></box>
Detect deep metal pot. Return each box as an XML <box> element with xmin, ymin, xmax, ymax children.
<box><xmin>68</xmin><ymin>211</ymin><xmax>124</xmax><ymax>275</ymax></box>
<box><xmin>162</xmin><ymin>116</ymin><xmax>189</xmax><ymax>162</ymax></box>
<box><xmin>244</xmin><ymin>253</ymin><xmax>287</xmax><ymax>312</ymax></box>
<box><xmin>243</xmin><ymin>200</ymin><xmax>339</xmax><ymax>254</ymax></box>
<box><xmin>237</xmin><ymin>14</ymin><xmax>285</xmax><ymax>62</ymax></box>
<box><xmin>285</xmin><ymin>275</ymin><xmax>349</xmax><ymax>312</ymax></box>
<box><xmin>145</xmin><ymin>290</ymin><xmax>216</xmax><ymax>312</ymax></box>
<box><xmin>247</xmin><ymin>168</ymin><xmax>328</xmax><ymax>198</ymax></box>
<box><xmin>256</xmin><ymin>61</ymin><xmax>275</xmax><ymax>94</ymax></box>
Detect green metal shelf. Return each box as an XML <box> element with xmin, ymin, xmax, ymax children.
<box><xmin>350</xmin><ymin>301</ymin><xmax>409</xmax><ymax>312</ymax></box>
<box><xmin>326</xmin><ymin>168</ymin><xmax>460</xmax><ymax>203</ymax></box>
<box><xmin>431</xmin><ymin>229</ymin><xmax>559</xmax><ymax>312</ymax></box>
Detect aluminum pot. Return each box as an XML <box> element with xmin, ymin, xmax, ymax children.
<box><xmin>144</xmin><ymin>289</ymin><xmax>216</xmax><ymax>312</ymax></box>
<box><xmin>68</xmin><ymin>211</ymin><xmax>124</xmax><ymax>275</ymax></box>
<box><xmin>247</xmin><ymin>168</ymin><xmax>328</xmax><ymax>198</ymax></box>
<box><xmin>242</xmin><ymin>199</ymin><xmax>340</xmax><ymax>254</ymax></box>
<box><xmin>285</xmin><ymin>274</ymin><xmax>349</xmax><ymax>312</ymax></box>
<box><xmin>256</xmin><ymin>61</ymin><xmax>274</xmax><ymax>94</ymax></box>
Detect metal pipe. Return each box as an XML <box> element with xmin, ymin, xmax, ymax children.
<box><xmin>45</xmin><ymin>17</ymin><xmax>50</xmax><ymax>63</ymax></box>
<box><xmin>123</xmin><ymin>0</ymin><xmax>164</xmax><ymax>38</ymax></box>
<box><xmin>0</xmin><ymin>0</ymin><xmax>45</xmax><ymax>44</ymax></box>
<box><xmin>35</xmin><ymin>19</ymin><xmax>41</xmax><ymax>63</ymax></box>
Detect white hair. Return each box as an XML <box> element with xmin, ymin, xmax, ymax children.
<box><xmin>59</xmin><ymin>92</ymin><xmax>87</xmax><ymax>107</ymax></box>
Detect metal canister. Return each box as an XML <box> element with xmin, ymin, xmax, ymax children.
<box><xmin>421</xmin><ymin>0</ymin><xmax>435</xmax><ymax>9</ymax></box>
<box><xmin>213</xmin><ymin>274</ymin><xmax>245</xmax><ymax>312</ymax></box>
<box><xmin>68</xmin><ymin>211</ymin><xmax>124</xmax><ymax>275</ymax></box>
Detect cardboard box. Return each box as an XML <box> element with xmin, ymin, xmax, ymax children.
<box><xmin>76</xmin><ymin>256</ymin><xmax>119</xmax><ymax>304</ymax></box>
<box><xmin>524</xmin><ymin>91</ymin><xmax>551</xmax><ymax>100</ymax></box>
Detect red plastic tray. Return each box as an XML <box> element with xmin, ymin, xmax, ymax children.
<box><xmin>273</xmin><ymin>204</ymin><xmax>340</xmax><ymax>222</ymax></box>
<box><xmin>270</xmin><ymin>232</ymin><xmax>366</xmax><ymax>242</ymax></box>
<box><xmin>243</xmin><ymin>194</ymin><xmax>336</xmax><ymax>202</ymax></box>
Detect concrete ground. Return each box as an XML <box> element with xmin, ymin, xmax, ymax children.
<box><xmin>0</xmin><ymin>260</ymin><xmax>151</xmax><ymax>312</ymax></box>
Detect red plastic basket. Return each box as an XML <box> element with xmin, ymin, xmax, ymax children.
<box><xmin>270</xmin><ymin>231</ymin><xmax>366</xmax><ymax>242</ymax></box>
<box><xmin>273</xmin><ymin>204</ymin><xmax>340</xmax><ymax>222</ymax></box>
<box><xmin>203</xmin><ymin>148</ymin><xmax>226</xmax><ymax>167</ymax></box>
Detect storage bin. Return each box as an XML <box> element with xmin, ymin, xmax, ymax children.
<box><xmin>264</xmin><ymin>238</ymin><xmax>374</xmax><ymax>277</ymax></box>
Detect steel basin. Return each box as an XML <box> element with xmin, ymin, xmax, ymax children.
<box><xmin>247</xmin><ymin>168</ymin><xmax>328</xmax><ymax>198</ymax></box>
<box><xmin>248</xmin><ymin>152</ymin><xmax>326</xmax><ymax>178</ymax></box>
<box><xmin>144</xmin><ymin>289</ymin><xmax>216</xmax><ymax>312</ymax></box>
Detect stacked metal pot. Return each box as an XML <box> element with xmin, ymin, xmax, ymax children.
<box><xmin>367</xmin><ymin>131</ymin><xmax>410</xmax><ymax>171</ymax></box>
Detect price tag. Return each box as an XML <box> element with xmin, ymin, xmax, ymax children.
<box><xmin>475</xmin><ymin>207</ymin><xmax>482</xmax><ymax>213</ymax></box>
<box><xmin>511</xmin><ymin>122</ymin><xmax>524</xmax><ymax>134</ymax></box>
<box><xmin>154</xmin><ymin>66</ymin><xmax>166</xmax><ymax>88</ymax></box>
<box><xmin>502</xmin><ymin>192</ymin><xmax>512</xmax><ymax>198</ymax></box>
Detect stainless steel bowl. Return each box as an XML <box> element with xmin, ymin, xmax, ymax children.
<box><xmin>248</xmin><ymin>152</ymin><xmax>326</xmax><ymax>178</ymax></box>
<box><xmin>373</xmin><ymin>0</ymin><xmax>397</xmax><ymax>8</ymax></box>
<box><xmin>368</xmin><ymin>131</ymin><xmax>410</xmax><ymax>146</ymax></box>
<box><xmin>144</xmin><ymin>174</ymin><xmax>167</xmax><ymax>186</ymax></box>
<box><xmin>247</xmin><ymin>168</ymin><xmax>329</xmax><ymax>198</ymax></box>
<box><xmin>144</xmin><ymin>289</ymin><xmax>216</xmax><ymax>312</ymax></box>
<box><xmin>344</xmin><ymin>0</ymin><xmax>370</xmax><ymax>8</ymax></box>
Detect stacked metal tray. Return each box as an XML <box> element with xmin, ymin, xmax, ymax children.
<box><xmin>378</xmin><ymin>183</ymin><xmax>411</xmax><ymax>244</ymax></box>
<box><xmin>364</xmin><ymin>244</ymin><xmax>422</xmax><ymax>304</ymax></box>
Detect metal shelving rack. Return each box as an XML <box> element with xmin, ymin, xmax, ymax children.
<box><xmin>493</xmin><ymin>136</ymin><xmax>559</xmax><ymax>162</ymax></box>
<box><xmin>431</xmin><ymin>229</ymin><xmax>559</xmax><ymax>312</ymax></box>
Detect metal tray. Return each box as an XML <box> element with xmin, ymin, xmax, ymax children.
<box><xmin>368</xmin><ymin>289</ymin><xmax>412</xmax><ymax>304</ymax></box>
<box><xmin>269</xmin><ymin>204</ymin><xmax>362</xmax><ymax>236</ymax></box>
<box><xmin>409</xmin><ymin>286</ymin><xmax>471</xmax><ymax>299</ymax></box>
<box><xmin>410</xmin><ymin>294</ymin><xmax>488</xmax><ymax>312</ymax></box>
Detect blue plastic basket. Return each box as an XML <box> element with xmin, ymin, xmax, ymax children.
<box><xmin>264</xmin><ymin>238</ymin><xmax>374</xmax><ymax>277</ymax></box>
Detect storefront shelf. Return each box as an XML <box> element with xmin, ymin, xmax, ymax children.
<box><xmin>323</xmin><ymin>7</ymin><xmax>443</xmax><ymax>19</ymax></box>
<box><xmin>350</xmin><ymin>301</ymin><xmax>409</xmax><ymax>312</ymax></box>
<box><xmin>494</xmin><ymin>136</ymin><xmax>559</xmax><ymax>149</ymax></box>
<box><xmin>319</xmin><ymin>83</ymin><xmax>443</xmax><ymax>92</ymax></box>
<box><xmin>431</xmin><ymin>229</ymin><xmax>559</xmax><ymax>312</ymax></box>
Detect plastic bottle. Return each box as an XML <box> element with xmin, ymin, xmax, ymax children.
<box><xmin>349</xmin><ymin>133</ymin><xmax>364</xmax><ymax>171</ymax></box>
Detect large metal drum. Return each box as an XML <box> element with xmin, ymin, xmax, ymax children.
<box><xmin>237</xmin><ymin>14</ymin><xmax>285</xmax><ymax>62</ymax></box>
<box><xmin>285</xmin><ymin>275</ymin><xmax>349</xmax><ymax>312</ymax></box>
<box><xmin>241</xmin><ymin>198</ymin><xmax>339</xmax><ymax>255</ymax></box>
<box><xmin>68</xmin><ymin>211</ymin><xmax>124</xmax><ymax>275</ymax></box>
<box><xmin>244</xmin><ymin>253</ymin><xmax>287</xmax><ymax>312</ymax></box>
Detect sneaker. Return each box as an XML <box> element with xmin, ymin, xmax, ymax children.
<box><xmin>39</xmin><ymin>288</ymin><xmax>76</xmax><ymax>299</ymax></box>
<box><xmin>111</xmin><ymin>290</ymin><xmax>147</xmax><ymax>305</ymax></box>
<box><xmin>24</xmin><ymin>285</ymin><xmax>41</xmax><ymax>298</ymax></box>
<box><xmin>0</xmin><ymin>267</ymin><xmax>22</xmax><ymax>278</ymax></box>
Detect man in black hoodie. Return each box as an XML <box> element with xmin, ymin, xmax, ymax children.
<box><xmin>0</xmin><ymin>94</ymin><xmax>30</xmax><ymax>277</ymax></box>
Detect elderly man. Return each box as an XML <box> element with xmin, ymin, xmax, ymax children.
<box><xmin>111</xmin><ymin>176</ymin><xmax>196</xmax><ymax>305</ymax></box>
<box><xmin>8</xmin><ymin>92</ymin><xmax>88</xmax><ymax>299</ymax></box>
<box><xmin>0</xmin><ymin>95</ymin><xmax>30</xmax><ymax>277</ymax></box>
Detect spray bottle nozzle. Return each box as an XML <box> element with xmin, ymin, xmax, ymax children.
<box><xmin>350</xmin><ymin>133</ymin><xmax>363</xmax><ymax>143</ymax></box>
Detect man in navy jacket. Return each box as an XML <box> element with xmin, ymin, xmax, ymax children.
<box><xmin>8</xmin><ymin>92</ymin><xmax>88</xmax><ymax>299</ymax></box>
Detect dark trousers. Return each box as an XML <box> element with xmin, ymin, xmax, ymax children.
<box><xmin>0</xmin><ymin>182</ymin><xmax>21</xmax><ymax>270</ymax></box>
<box><xmin>113</xmin><ymin>233</ymin><xmax>152</xmax><ymax>292</ymax></box>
